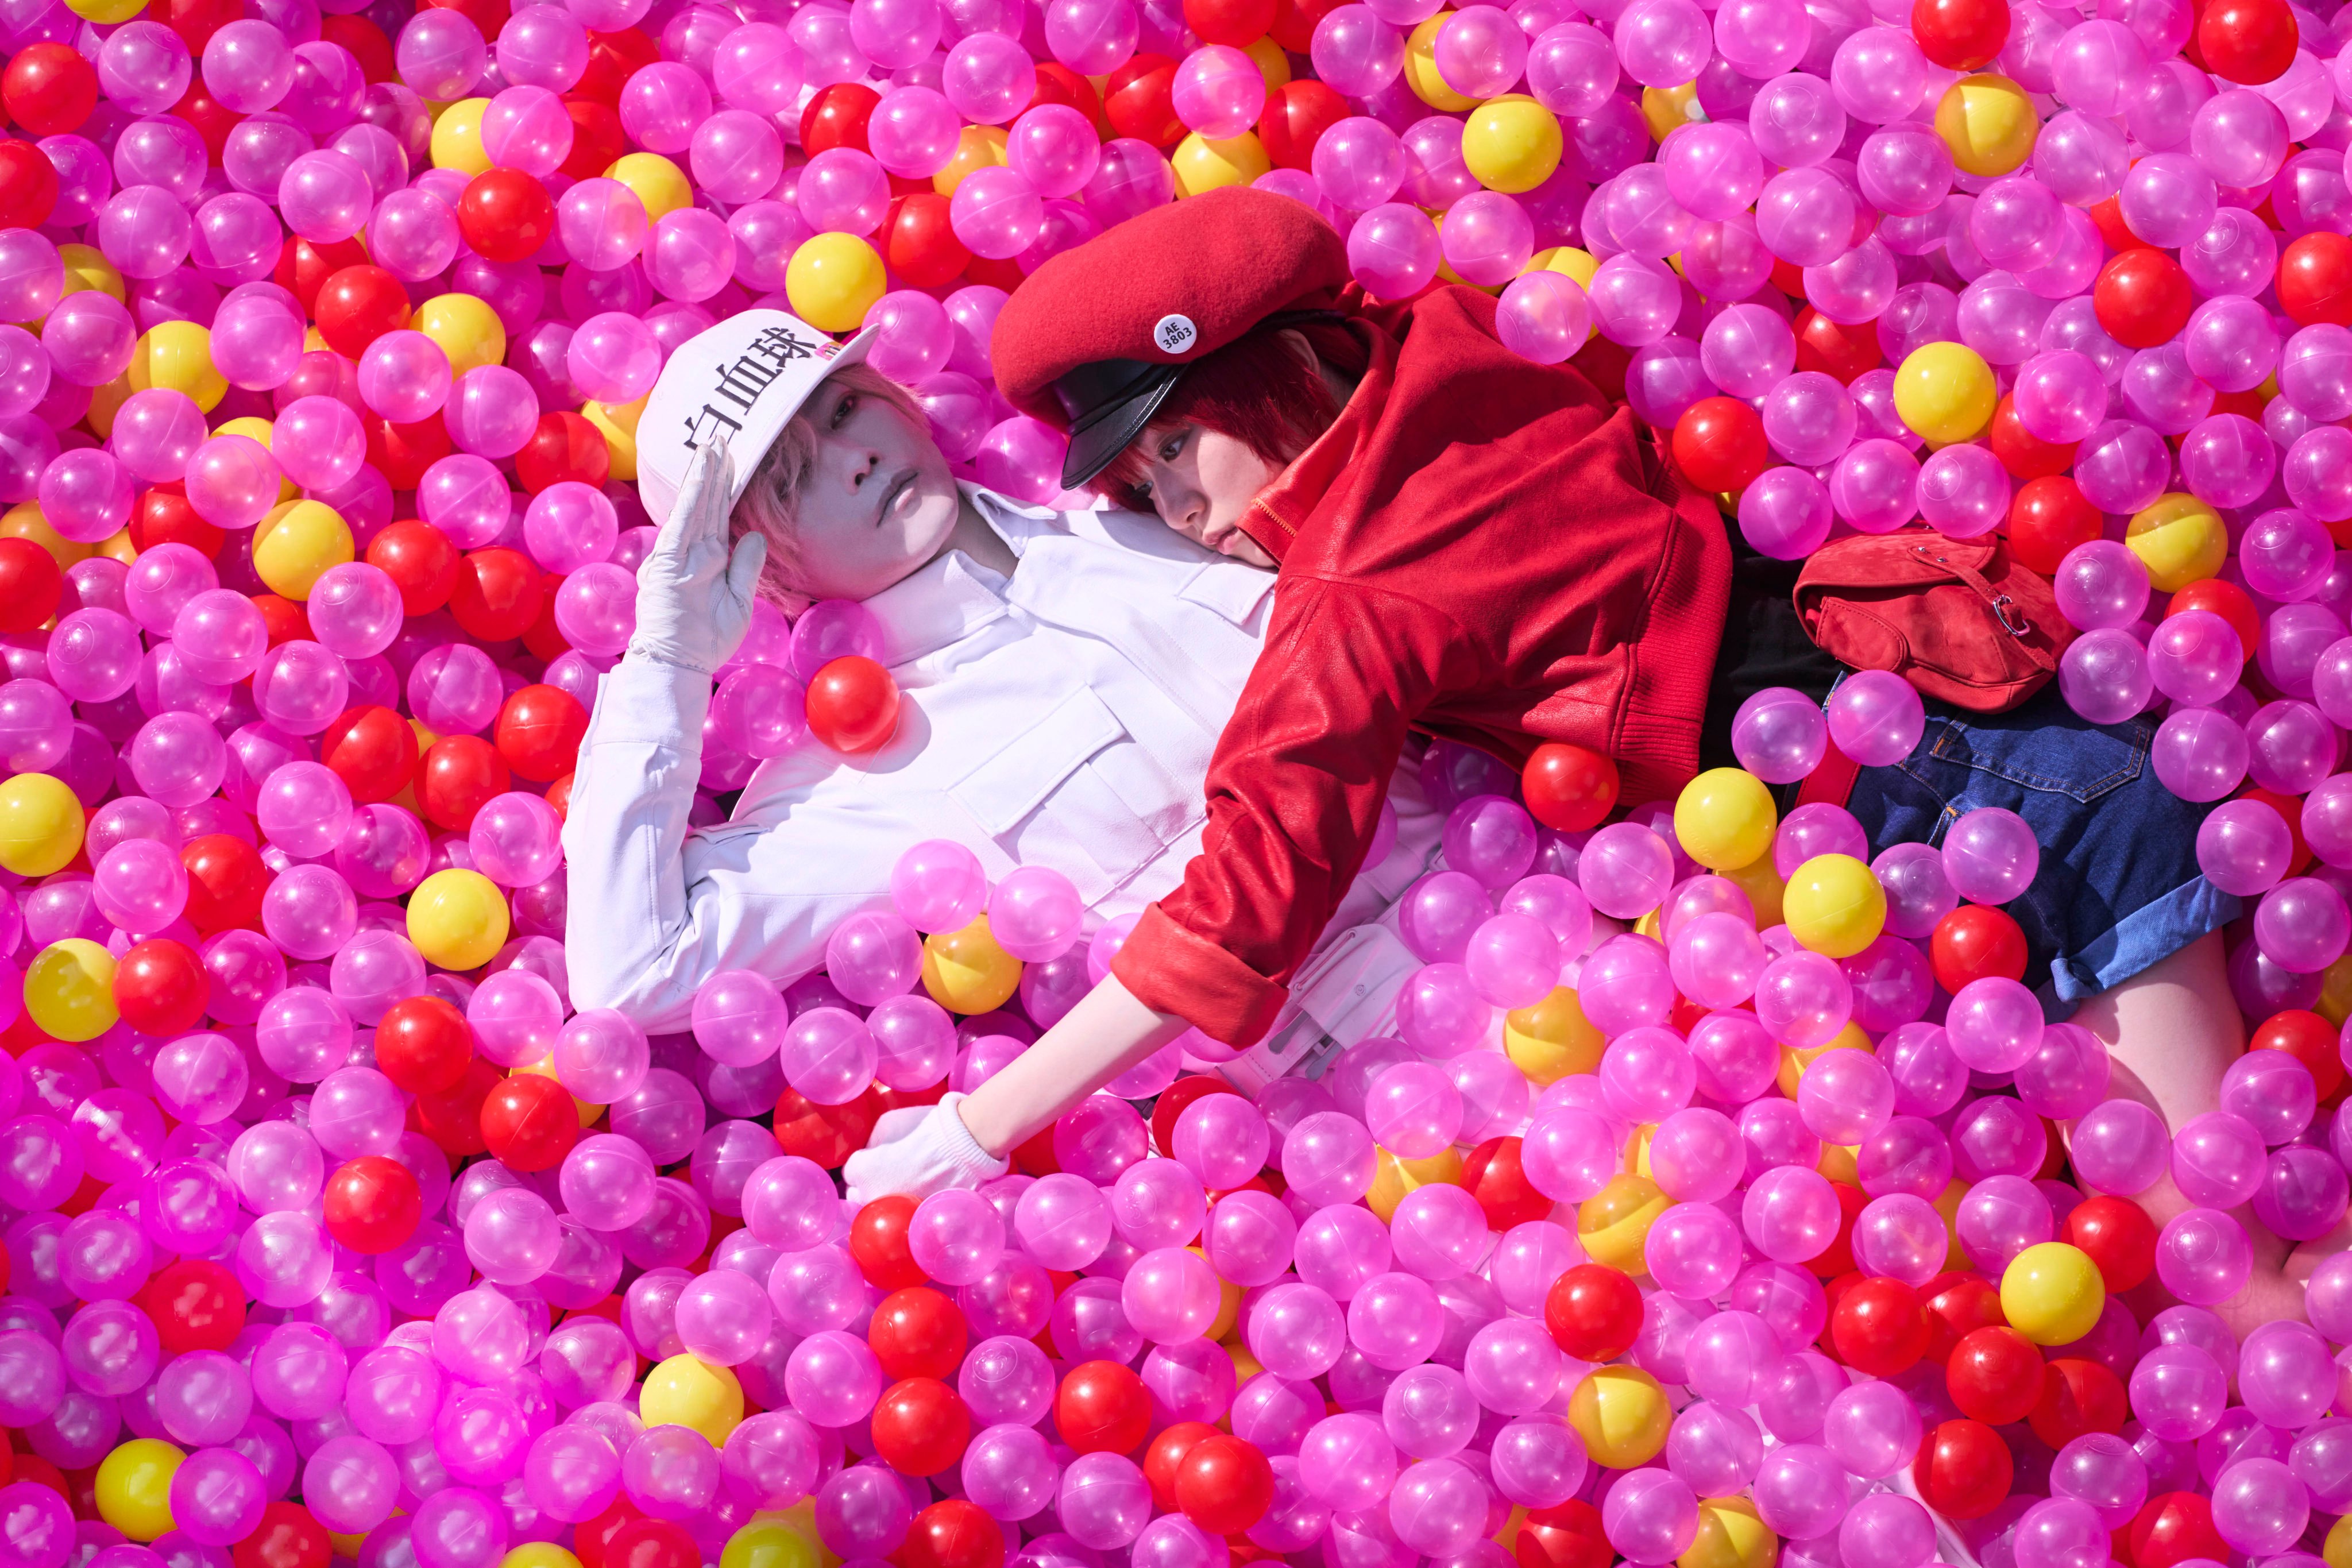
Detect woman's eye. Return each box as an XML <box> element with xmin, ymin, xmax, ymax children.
<box><xmin>1157</xmin><ymin>434</ymin><xmax>1184</xmax><ymax>461</ymax></box>
<box><xmin>1131</xmin><ymin>481</ymin><xmax>1153</xmax><ymax>503</ymax></box>
<box><xmin>831</xmin><ymin>394</ymin><xmax>857</xmax><ymax>428</ymax></box>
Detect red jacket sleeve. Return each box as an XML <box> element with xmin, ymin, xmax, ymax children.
<box><xmin>1111</xmin><ymin>577</ymin><xmax>1459</xmax><ymax>1046</ymax></box>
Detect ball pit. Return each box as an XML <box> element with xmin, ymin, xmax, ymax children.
<box><xmin>1</xmin><ymin>0</ymin><xmax>2351</xmax><ymax>1561</ymax></box>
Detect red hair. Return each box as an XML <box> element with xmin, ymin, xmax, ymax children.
<box><xmin>1095</xmin><ymin>319</ymin><xmax>1365</xmax><ymax>507</ymax></box>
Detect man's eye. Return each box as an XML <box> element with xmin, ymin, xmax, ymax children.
<box><xmin>831</xmin><ymin>394</ymin><xmax>858</xmax><ymax>428</ymax></box>
<box><xmin>1130</xmin><ymin>481</ymin><xmax>1153</xmax><ymax>504</ymax></box>
<box><xmin>1157</xmin><ymin>433</ymin><xmax>1184</xmax><ymax>461</ymax></box>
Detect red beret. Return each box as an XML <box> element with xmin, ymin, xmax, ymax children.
<box><xmin>992</xmin><ymin>187</ymin><xmax>1350</xmax><ymax>488</ymax></box>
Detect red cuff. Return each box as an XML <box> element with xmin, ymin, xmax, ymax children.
<box><xmin>1110</xmin><ymin>904</ymin><xmax>1289</xmax><ymax>1048</ymax></box>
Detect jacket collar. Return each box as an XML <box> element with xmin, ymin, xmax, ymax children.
<box><xmin>1235</xmin><ymin>317</ymin><xmax>1400</xmax><ymax>567</ymax></box>
<box><xmin>862</xmin><ymin>484</ymin><xmax>1031</xmax><ymax>666</ymax></box>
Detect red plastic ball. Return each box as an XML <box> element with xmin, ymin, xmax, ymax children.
<box><xmin>321</xmin><ymin>1154</ymin><xmax>423</xmax><ymax>1254</ymax></box>
<box><xmin>1945</xmin><ymin>1326</ymin><xmax>2043</xmax><ymax>1426</ymax></box>
<box><xmin>1794</xmin><ymin>307</ymin><xmax>1883</xmax><ymax>383</ymax></box>
<box><xmin>2280</xmin><ymin>233</ymin><xmax>2352</xmax><ymax>328</ymax></box>
<box><xmin>2251</xmin><ymin>1007</ymin><xmax>2345</xmax><ymax>1099</ymax></box>
<box><xmin>0</xmin><ymin>536</ymin><xmax>61</xmax><ymax>634</ymax></box>
<box><xmin>516</xmin><ymin>412</ymin><xmax>612</xmax><ymax>493</ymax></box>
<box><xmin>1515</xmin><ymin>1501</ymin><xmax>1611</xmax><ymax>1568</ymax></box>
<box><xmin>320</xmin><ymin>14</ymin><xmax>395</xmax><ymax>80</ymax></box>
<box><xmin>418</xmin><ymin>735</ymin><xmax>513</xmax><ymax>833</ymax></box>
<box><xmin>233</xmin><ymin>1503</ymin><xmax>331</xmax><ymax>1568</ymax></box>
<box><xmin>1461</xmin><ymin>1137</ymin><xmax>1552</xmax><ymax>1229</ymax></box>
<box><xmin>1146</xmin><ymin>1421</ymin><xmax>1219</xmax><ymax>1512</ymax></box>
<box><xmin>366</xmin><ymin>519</ymin><xmax>460</xmax><ymax>615</ymax></box>
<box><xmin>1987</xmin><ymin>395</ymin><xmax>2078</xmax><ymax>480</ymax></box>
<box><xmin>319</xmin><ymin>705</ymin><xmax>419</xmax><ymax>805</ymax></box>
<box><xmin>2028</xmin><ymin>1357</ymin><xmax>2127</xmax><ymax>1450</ymax></box>
<box><xmin>161</xmin><ymin>0</ymin><xmax>242</xmax><ymax>52</ymax></box>
<box><xmin>1544</xmin><ymin>1263</ymin><xmax>1644</xmax><ymax>1362</ymax></box>
<box><xmin>573</xmin><ymin>26</ymin><xmax>657</xmax><ymax>103</ymax></box>
<box><xmin>851</xmin><ymin>1194</ymin><xmax>927</xmax><ymax>1290</ymax></box>
<box><xmin>0</xmin><ymin>140</ymin><xmax>58</xmax><ymax>231</ymax></box>
<box><xmin>2198</xmin><ymin>0</ymin><xmax>2297</xmax><ymax>82</ymax></box>
<box><xmin>366</xmin><ymin>415</ymin><xmax>454</xmax><ymax>490</ymax></box>
<box><xmin>2131</xmin><ymin>1493</ymin><xmax>2230</xmax><ymax>1568</ymax></box>
<box><xmin>1522</xmin><ymin>742</ymin><xmax>1619</xmax><ymax>833</ymax></box>
<box><xmin>458</xmin><ymin>168</ymin><xmax>556</xmax><ymax>263</ymax></box>
<box><xmin>450</xmin><ymin>547</ymin><xmax>546</xmax><ymax>643</ymax></box>
<box><xmin>3</xmin><ymin>43</ymin><xmax>98</xmax><ymax>136</ymax></box>
<box><xmin>1056</xmin><ymin>1361</ymin><xmax>1151</xmax><ymax>1455</ymax></box>
<box><xmin>1103</xmin><ymin>55</ymin><xmax>1183</xmax><ymax>146</ymax></box>
<box><xmin>111</xmin><ymin>939</ymin><xmax>210</xmax><ymax>1038</ymax></box>
<box><xmin>1923</xmin><ymin>1276</ymin><xmax>2007</xmax><ymax>1362</ymax></box>
<box><xmin>603</xmin><ymin>1519</ymin><xmax>699</xmax><ymax>1568</ymax></box>
<box><xmin>480</xmin><ymin>1072</ymin><xmax>581</xmax><ymax>1171</ymax></box>
<box><xmin>253</xmin><ymin>593</ymin><xmax>314</xmax><ymax>648</ymax></box>
<box><xmin>1830</xmin><ymin>1276</ymin><xmax>1930</xmax><ymax>1377</ymax></box>
<box><xmin>776</xmin><ymin>1085</ymin><xmax>883</xmax><ymax>1168</ymax></box>
<box><xmin>575</xmin><ymin>1501</ymin><xmax>648</xmax><ymax>1568</ymax></box>
<box><xmin>885</xmin><ymin>193</ymin><xmax>972</xmax><ymax>290</ymax></box>
<box><xmin>1184</xmin><ymin>0</ymin><xmax>1275</xmax><ymax>42</ymax></box>
<box><xmin>801</xmin><ymin>82</ymin><xmax>882</xmax><ymax>154</ymax></box>
<box><xmin>2063</xmin><ymin>1194</ymin><xmax>2157</xmax><ymax>1292</ymax></box>
<box><xmin>2164</xmin><ymin>577</ymin><xmax>2262</xmax><ymax>658</ymax></box>
<box><xmin>870</xmin><ymin>1287</ymin><xmax>969</xmax><ymax>1381</ymax></box>
<box><xmin>872</xmin><ymin>1377</ymin><xmax>973</xmax><ymax>1476</ymax></box>
<box><xmin>1808</xmin><ymin>1181</ymin><xmax>1870</xmax><ymax>1279</ymax></box>
<box><xmin>181</xmin><ymin>833</ymin><xmax>271</xmax><ymax>933</ymax></box>
<box><xmin>275</xmin><ymin>236</ymin><xmax>371</xmax><ymax>314</ymax></box>
<box><xmin>2006</xmin><ymin>476</ymin><xmax>2101</xmax><ymax>575</ymax></box>
<box><xmin>417</xmin><ymin>1058</ymin><xmax>501</xmax><ymax>1156</ymax></box>
<box><xmin>1175</xmin><ymin>1434</ymin><xmax>1275</xmax><ymax>1535</ymax></box>
<box><xmin>805</xmin><ymin>655</ymin><xmax>901</xmax><ymax>752</ymax></box>
<box><xmin>374</xmin><ymin>995</ymin><xmax>478</xmax><ymax>1096</ymax></box>
<box><xmin>495</xmin><ymin>683</ymin><xmax>588</xmax><ymax>782</ymax></box>
<box><xmin>1256</xmin><ymin>79</ymin><xmax>1347</xmax><ymax>169</ymax></box>
<box><xmin>1028</xmin><ymin>63</ymin><xmax>1102</xmax><ymax>119</ymax></box>
<box><xmin>561</xmin><ymin>98</ymin><xmax>629</xmax><ymax>180</ymax></box>
<box><xmin>314</xmin><ymin>264</ymin><xmax>414</xmax><ymax>358</ymax></box>
<box><xmin>1930</xmin><ymin>904</ymin><xmax>2029</xmax><ymax>991</ymax></box>
<box><xmin>133</xmin><ymin>485</ymin><xmax>225</xmax><ymax>558</ymax></box>
<box><xmin>1910</xmin><ymin>0</ymin><xmax>2010</xmax><ymax>67</ymax></box>
<box><xmin>899</xmin><ymin>1501</ymin><xmax>1005</xmax><ymax>1568</ymax></box>
<box><xmin>142</xmin><ymin>1258</ymin><xmax>247</xmax><ymax>1355</ymax></box>
<box><xmin>1671</xmin><ymin>396</ymin><xmax>1770</xmax><ymax>495</ymax></box>
<box><xmin>1913</xmin><ymin>1418</ymin><xmax>2013</xmax><ymax>1519</ymax></box>
<box><xmin>2093</xmin><ymin>249</ymin><xmax>2195</xmax><ymax>350</ymax></box>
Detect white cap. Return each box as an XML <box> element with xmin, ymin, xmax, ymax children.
<box><xmin>636</xmin><ymin>310</ymin><xmax>882</xmax><ymax>527</ymax></box>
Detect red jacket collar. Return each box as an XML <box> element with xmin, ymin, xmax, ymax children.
<box><xmin>1235</xmin><ymin>316</ymin><xmax>1399</xmax><ymax>567</ymax></box>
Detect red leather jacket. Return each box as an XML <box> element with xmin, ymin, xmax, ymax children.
<box><xmin>1110</xmin><ymin>284</ymin><xmax>1732</xmax><ymax>1046</ymax></box>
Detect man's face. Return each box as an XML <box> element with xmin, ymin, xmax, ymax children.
<box><xmin>1124</xmin><ymin>422</ymin><xmax>1281</xmax><ymax>570</ymax></box>
<box><xmin>787</xmin><ymin>377</ymin><xmax>965</xmax><ymax>601</ymax></box>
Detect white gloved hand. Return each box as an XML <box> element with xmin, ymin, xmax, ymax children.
<box><xmin>629</xmin><ymin>439</ymin><xmax>767</xmax><ymax>675</ymax></box>
<box><xmin>843</xmin><ymin>1092</ymin><xmax>1010</xmax><ymax>1204</ymax></box>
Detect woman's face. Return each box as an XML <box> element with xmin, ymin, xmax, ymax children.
<box><xmin>1125</xmin><ymin>423</ymin><xmax>1281</xmax><ymax>570</ymax></box>
<box><xmin>785</xmin><ymin>377</ymin><xmax>963</xmax><ymax>601</ymax></box>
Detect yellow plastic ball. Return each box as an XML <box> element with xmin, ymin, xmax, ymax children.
<box><xmin>1720</xmin><ymin>850</ymin><xmax>1786</xmax><ymax>930</ymax></box>
<box><xmin>786</xmin><ymin>233</ymin><xmax>888</xmax><ymax>334</ymax></box>
<box><xmin>431</xmin><ymin>98</ymin><xmax>493</xmax><ymax>175</ymax></box>
<box><xmin>1505</xmin><ymin>986</ymin><xmax>1605</xmax><ymax>1086</ymax></box>
<box><xmin>2126</xmin><ymin>493</ymin><xmax>2229</xmax><ymax>592</ymax></box>
<box><xmin>2000</xmin><ymin>1241</ymin><xmax>2106</xmax><ymax>1346</ymax></box>
<box><xmin>1463</xmin><ymin>95</ymin><xmax>1563</xmax><ymax>194</ymax></box>
<box><xmin>415</xmin><ymin>293</ymin><xmax>507</xmax><ymax>378</ymax></box>
<box><xmin>1172</xmin><ymin>131</ymin><xmax>1272</xmax><ymax>196</ymax></box>
<box><xmin>0</xmin><ymin>773</ymin><xmax>83</xmax><ymax>876</ymax></box>
<box><xmin>723</xmin><ymin>1521</ymin><xmax>820</xmax><ymax>1568</ymax></box>
<box><xmin>932</xmin><ymin>125</ymin><xmax>1011</xmax><ymax>197</ymax></box>
<box><xmin>407</xmin><ymin>868</ymin><xmax>511</xmax><ymax>971</ymax></box>
<box><xmin>1243</xmin><ymin>35</ymin><xmax>1291</xmax><ymax>86</ymax></box>
<box><xmin>57</xmin><ymin>245</ymin><xmax>125</xmax><ymax>305</ymax></box>
<box><xmin>1577</xmin><ymin>1172</ymin><xmax>1671</xmax><ymax>1273</ymax></box>
<box><xmin>26</xmin><ymin>939</ymin><xmax>119</xmax><ymax>1042</ymax></box>
<box><xmin>584</xmin><ymin>393</ymin><xmax>646</xmax><ymax>482</ymax></box>
<box><xmin>2324</xmin><ymin>1513</ymin><xmax>2352</xmax><ymax>1568</ymax></box>
<box><xmin>128</xmin><ymin>322</ymin><xmax>227</xmax><ymax>412</ymax></box>
<box><xmin>1642</xmin><ymin>82</ymin><xmax>1704</xmax><ymax>143</ymax></box>
<box><xmin>503</xmin><ymin>1547</ymin><xmax>585</xmax><ymax>1568</ymax></box>
<box><xmin>1403</xmin><ymin>13</ymin><xmax>1480</xmax><ymax>110</ymax></box>
<box><xmin>1</xmin><ymin>499</ymin><xmax>92</xmax><ymax>570</ymax></box>
<box><xmin>1782</xmin><ymin>853</ymin><xmax>1887</xmax><ymax>958</ymax></box>
<box><xmin>1566</xmin><ymin>1366</ymin><xmax>1671</xmax><ymax>1469</ymax></box>
<box><xmin>65</xmin><ymin>0</ymin><xmax>146</xmax><ymax>22</ymax></box>
<box><xmin>95</xmin><ymin>1439</ymin><xmax>183</xmax><ymax>1541</ymax></box>
<box><xmin>1674</xmin><ymin>768</ymin><xmax>1778</xmax><ymax>872</ymax></box>
<box><xmin>1893</xmin><ymin>341</ymin><xmax>1998</xmax><ymax>446</ymax></box>
<box><xmin>1366</xmin><ymin>1146</ymin><xmax>1464</xmax><ymax>1223</ymax></box>
<box><xmin>606</xmin><ymin>152</ymin><xmax>692</xmax><ymax>221</ymax></box>
<box><xmin>1934</xmin><ymin>73</ymin><xmax>2038</xmax><ymax>176</ymax></box>
<box><xmin>641</xmin><ymin>1354</ymin><xmax>746</xmax><ymax>1445</ymax></box>
<box><xmin>253</xmin><ymin>499</ymin><xmax>355</xmax><ymax>600</ymax></box>
<box><xmin>921</xmin><ymin>916</ymin><xmax>1022</xmax><ymax>1014</ymax></box>
<box><xmin>1682</xmin><ymin>1499</ymin><xmax>1777</xmax><ymax>1568</ymax></box>
<box><xmin>2316</xmin><ymin>952</ymin><xmax>2352</xmax><ymax>1028</ymax></box>
<box><xmin>1526</xmin><ymin>245</ymin><xmax>1599</xmax><ymax>288</ymax></box>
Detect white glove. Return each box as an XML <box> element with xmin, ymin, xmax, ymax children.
<box><xmin>843</xmin><ymin>1092</ymin><xmax>1010</xmax><ymax>1204</ymax></box>
<box><xmin>630</xmin><ymin>439</ymin><xmax>767</xmax><ymax>675</ymax></box>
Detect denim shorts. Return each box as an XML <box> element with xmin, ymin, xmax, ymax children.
<box><xmin>1841</xmin><ymin>682</ymin><xmax>2242</xmax><ymax>1019</ymax></box>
